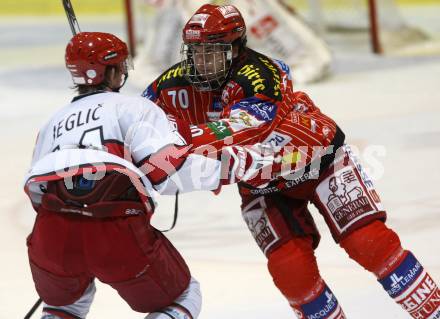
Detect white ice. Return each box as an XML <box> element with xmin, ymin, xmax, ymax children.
<box><xmin>0</xmin><ymin>11</ymin><xmax>439</xmax><ymax>319</ymax></box>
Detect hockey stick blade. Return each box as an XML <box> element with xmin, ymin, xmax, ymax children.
<box><xmin>62</xmin><ymin>0</ymin><xmax>81</xmax><ymax>35</ymax></box>
<box><xmin>24</xmin><ymin>298</ymin><xmax>42</xmax><ymax>319</ymax></box>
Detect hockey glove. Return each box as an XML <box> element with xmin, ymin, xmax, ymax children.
<box><xmin>220</xmin><ymin>143</ymin><xmax>282</xmax><ymax>186</ymax></box>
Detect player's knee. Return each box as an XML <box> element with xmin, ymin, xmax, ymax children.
<box><xmin>267</xmin><ymin>237</ymin><xmax>321</xmax><ymax>303</ymax></box>
<box><xmin>145</xmin><ymin>277</ymin><xmax>201</xmax><ymax>319</ymax></box>
<box><xmin>42</xmin><ymin>308</ymin><xmax>81</xmax><ymax>319</ymax></box>
<box><xmin>340</xmin><ymin>220</ymin><xmax>403</xmax><ymax>276</ymax></box>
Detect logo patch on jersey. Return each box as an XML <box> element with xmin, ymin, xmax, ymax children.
<box><xmin>316</xmin><ymin>165</ymin><xmax>377</xmax><ymax>233</ymax></box>
<box><xmin>237</xmin><ymin>64</ymin><xmax>266</xmax><ymax>93</ymax></box>
<box><xmin>258</xmin><ymin>57</ymin><xmax>281</xmax><ymax>97</ymax></box>
<box><xmin>344</xmin><ymin>145</ymin><xmax>384</xmax><ymax>209</ymax></box>
<box><xmin>293</xmin><ymin>102</ymin><xmax>308</xmax><ymax>113</ymax></box>
<box><xmin>242</xmin><ymin>197</ymin><xmax>279</xmax><ymax>255</ymax></box>
<box><xmin>262</xmin><ymin>131</ymin><xmax>292</xmax><ymax>148</ymax></box>
<box><xmin>296</xmin><ymin>115</ymin><xmax>317</xmax><ymax>133</ymax></box>
<box><xmin>228</xmin><ymin>110</ymin><xmax>261</xmax><ymax>132</ymax></box>
<box><xmin>157</xmin><ymin>66</ymin><xmax>184</xmax><ymax>86</ymax></box>
<box><xmin>207</xmin><ymin>121</ymin><xmax>232</xmax><ymax>140</ymax></box>
<box><xmin>345</xmin><ymin>145</ymin><xmax>373</xmax><ymax>188</ymax></box>
<box><xmin>232</xmin><ymin>97</ymin><xmax>277</xmax><ymax>122</ymax></box>
<box><xmin>249</xmin><ymin>103</ymin><xmax>276</xmax><ymax>121</ymax></box>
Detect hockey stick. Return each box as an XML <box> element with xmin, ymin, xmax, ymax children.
<box><xmin>62</xmin><ymin>0</ymin><xmax>81</xmax><ymax>35</ymax></box>
<box><xmin>159</xmin><ymin>191</ymin><xmax>180</xmax><ymax>232</ymax></box>
<box><xmin>24</xmin><ymin>298</ymin><xmax>42</xmax><ymax>319</ymax></box>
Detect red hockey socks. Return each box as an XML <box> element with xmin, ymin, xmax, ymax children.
<box><xmin>341</xmin><ymin>221</ymin><xmax>440</xmax><ymax>318</ymax></box>
<box><xmin>268</xmin><ymin>237</ymin><xmax>347</xmax><ymax>318</ymax></box>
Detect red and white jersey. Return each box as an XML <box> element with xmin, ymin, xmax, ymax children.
<box><xmin>24</xmin><ymin>91</ymin><xmax>222</xmax><ymax>213</ymax></box>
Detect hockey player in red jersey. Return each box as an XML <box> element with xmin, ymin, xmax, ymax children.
<box><xmin>24</xmin><ymin>32</ymin><xmax>281</xmax><ymax>319</ymax></box>
<box><xmin>142</xmin><ymin>4</ymin><xmax>440</xmax><ymax>318</ymax></box>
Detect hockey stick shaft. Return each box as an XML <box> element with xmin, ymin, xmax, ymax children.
<box><xmin>62</xmin><ymin>0</ymin><xmax>81</xmax><ymax>35</ymax></box>
<box><xmin>24</xmin><ymin>298</ymin><xmax>42</xmax><ymax>319</ymax></box>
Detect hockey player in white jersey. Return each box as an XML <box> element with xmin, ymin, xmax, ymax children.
<box><xmin>24</xmin><ymin>32</ymin><xmax>278</xmax><ymax>319</ymax></box>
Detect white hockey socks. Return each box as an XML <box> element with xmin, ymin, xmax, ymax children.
<box><xmin>145</xmin><ymin>277</ymin><xmax>202</xmax><ymax>319</ymax></box>
<box><xmin>379</xmin><ymin>252</ymin><xmax>440</xmax><ymax>319</ymax></box>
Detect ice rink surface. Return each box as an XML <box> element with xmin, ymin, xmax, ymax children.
<box><xmin>0</xmin><ymin>10</ymin><xmax>439</xmax><ymax>319</ymax></box>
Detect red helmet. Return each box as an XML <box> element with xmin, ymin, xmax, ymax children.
<box><xmin>65</xmin><ymin>32</ymin><xmax>129</xmax><ymax>85</ymax></box>
<box><xmin>182</xmin><ymin>4</ymin><xmax>246</xmax><ymax>44</ymax></box>
<box><xmin>181</xmin><ymin>4</ymin><xmax>246</xmax><ymax>91</ymax></box>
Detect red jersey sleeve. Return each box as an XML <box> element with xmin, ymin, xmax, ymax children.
<box><xmin>190</xmin><ymin>93</ymin><xmax>282</xmax><ymax>155</ymax></box>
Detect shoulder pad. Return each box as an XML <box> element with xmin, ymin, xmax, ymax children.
<box><xmin>155</xmin><ymin>62</ymin><xmax>190</xmax><ymax>92</ymax></box>
<box><xmin>230</xmin><ymin>50</ymin><xmax>283</xmax><ymax>101</ymax></box>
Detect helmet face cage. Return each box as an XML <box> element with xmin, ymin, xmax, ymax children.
<box><xmin>181</xmin><ymin>42</ymin><xmax>233</xmax><ymax>91</ymax></box>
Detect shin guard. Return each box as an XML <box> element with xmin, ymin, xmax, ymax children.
<box><xmin>145</xmin><ymin>277</ymin><xmax>201</xmax><ymax>319</ymax></box>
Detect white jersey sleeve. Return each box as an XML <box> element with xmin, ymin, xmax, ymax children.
<box><xmin>154</xmin><ymin>153</ymin><xmax>221</xmax><ymax>195</ymax></box>
<box><xmin>122</xmin><ymin>99</ymin><xmax>182</xmax><ymax>163</ymax></box>
<box><xmin>121</xmin><ymin>100</ymin><xmax>221</xmax><ymax>194</ymax></box>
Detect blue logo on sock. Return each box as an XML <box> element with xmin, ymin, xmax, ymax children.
<box><xmin>301</xmin><ymin>285</ymin><xmax>339</xmax><ymax>319</ymax></box>
<box><xmin>379</xmin><ymin>252</ymin><xmax>424</xmax><ymax>298</ymax></box>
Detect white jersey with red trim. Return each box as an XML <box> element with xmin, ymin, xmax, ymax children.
<box><xmin>25</xmin><ymin>91</ymin><xmax>222</xmax><ymax>212</ymax></box>
<box><xmin>30</xmin><ymin>91</ymin><xmax>185</xmax><ymax>164</ymax></box>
